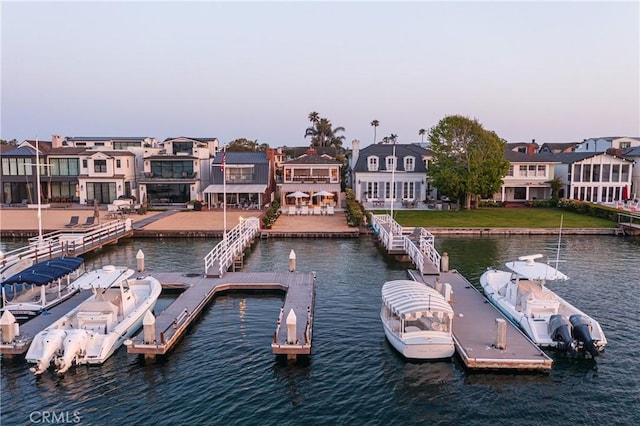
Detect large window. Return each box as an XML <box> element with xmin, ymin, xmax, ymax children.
<box><xmin>573</xmin><ymin>164</ymin><xmax>581</xmax><ymax>182</ymax></box>
<box><xmin>151</xmin><ymin>160</ymin><xmax>194</xmax><ymax>178</ymax></box>
<box><xmin>612</xmin><ymin>165</ymin><xmax>620</xmax><ymax>182</ymax></box>
<box><xmin>87</xmin><ymin>182</ymin><xmax>116</xmax><ymax>204</ymax></box>
<box><xmin>404</xmin><ymin>156</ymin><xmax>415</xmax><ymax>172</ymax></box>
<box><xmin>50</xmin><ymin>158</ymin><xmax>80</xmax><ymax>176</ymax></box>
<box><xmin>2</xmin><ymin>158</ymin><xmax>34</xmax><ymax>176</ymax></box>
<box><xmin>226</xmin><ymin>166</ymin><xmax>254</xmax><ymax>183</ymax></box>
<box><xmin>537</xmin><ymin>165</ymin><xmax>546</xmax><ymax>177</ymax></box>
<box><xmin>385</xmin><ymin>182</ymin><xmax>396</xmax><ymax>199</ymax></box>
<box><xmin>602</xmin><ymin>164</ymin><xmax>610</xmax><ymax>182</ymax></box>
<box><xmin>621</xmin><ymin>164</ymin><xmax>630</xmax><ymax>182</ymax></box>
<box><xmin>582</xmin><ymin>164</ymin><xmax>591</xmax><ymax>182</ymax></box>
<box><xmin>592</xmin><ymin>164</ymin><xmax>600</xmax><ymax>182</ymax></box>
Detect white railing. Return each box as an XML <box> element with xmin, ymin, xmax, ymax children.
<box><xmin>203</xmin><ymin>217</ymin><xmax>260</xmax><ymax>277</ymax></box>
<box><xmin>371</xmin><ymin>214</ymin><xmax>405</xmax><ymax>251</ymax></box>
<box><xmin>0</xmin><ymin>219</ymin><xmax>133</xmax><ymax>269</ymax></box>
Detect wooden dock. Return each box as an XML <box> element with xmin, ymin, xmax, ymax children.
<box><xmin>0</xmin><ymin>291</ymin><xmax>90</xmax><ymax>356</ymax></box>
<box><xmin>409</xmin><ymin>270</ymin><xmax>553</xmax><ymax>371</ymax></box>
<box><xmin>125</xmin><ymin>271</ymin><xmax>315</xmax><ymax>360</ymax></box>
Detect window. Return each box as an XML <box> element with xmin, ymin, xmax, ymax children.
<box><xmin>151</xmin><ymin>160</ymin><xmax>194</xmax><ymax>178</ymax></box>
<box><xmin>602</xmin><ymin>164</ymin><xmax>610</xmax><ymax>182</ymax></box>
<box><xmin>592</xmin><ymin>164</ymin><xmax>600</xmax><ymax>182</ymax></box>
<box><xmin>116</xmin><ymin>159</ymin><xmax>121</xmax><ymax>168</ymax></box>
<box><xmin>612</xmin><ymin>164</ymin><xmax>620</xmax><ymax>182</ymax></box>
<box><xmin>94</xmin><ymin>159</ymin><xmax>107</xmax><ymax>173</ymax></box>
<box><xmin>519</xmin><ymin>165</ymin><xmax>527</xmax><ymax>177</ymax></box>
<box><xmin>536</xmin><ymin>165</ymin><xmax>546</xmax><ymax>177</ymax></box>
<box><xmin>82</xmin><ymin>159</ymin><xmax>88</xmax><ymax>168</ymax></box>
<box><xmin>621</xmin><ymin>164</ymin><xmax>630</xmax><ymax>181</ymax></box>
<box><xmin>367</xmin><ymin>156</ymin><xmax>378</xmax><ymax>171</ymax></box>
<box><xmin>404</xmin><ymin>156</ymin><xmax>415</xmax><ymax>172</ymax></box>
<box><xmin>528</xmin><ymin>165</ymin><xmax>536</xmax><ymax>176</ymax></box>
<box><xmin>403</xmin><ymin>182</ymin><xmax>415</xmax><ymax>199</ymax></box>
<box><xmin>386</xmin><ymin>156</ymin><xmax>396</xmax><ymax>171</ymax></box>
<box><xmin>582</xmin><ymin>164</ymin><xmax>591</xmax><ymax>182</ymax></box>
<box><xmin>226</xmin><ymin>166</ymin><xmax>255</xmax><ymax>183</ymax></box>
<box><xmin>367</xmin><ymin>182</ymin><xmax>379</xmax><ymax>199</ymax></box>
<box><xmin>506</xmin><ymin>165</ymin><xmax>514</xmax><ymax>177</ymax></box>
<box><xmin>50</xmin><ymin>158</ymin><xmax>80</xmax><ymax>176</ymax></box>
<box><xmin>385</xmin><ymin>182</ymin><xmax>397</xmax><ymax>199</ymax></box>
<box><xmin>620</xmin><ymin>141</ymin><xmax>631</xmax><ymax>149</ymax></box>
<box><xmin>573</xmin><ymin>164</ymin><xmax>581</xmax><ymax>182</ymax></box>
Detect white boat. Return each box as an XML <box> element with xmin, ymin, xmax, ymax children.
<box><xmin>25</xmin><ymin>269</ymin><xmax>161</xmax><ymax>375</ymax></box>
<box><xmin>380</xmin><ymin>280</ymin><xmax>455</xmax><ymax>360</ymax></box>
<box><xmin>480</xmin><ymin>254</ymin><xmax>607</xmax><ymax>356</ymax></box>
<box><xmin>1</xmin><ymin>257</ymin><xmax>85</xmax><ymax>322</ymax></box>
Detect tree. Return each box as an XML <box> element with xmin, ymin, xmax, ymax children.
<box><xmin>419</xmin><ymin>128</ymin><xmax>426</xmax><ymax>143</ymax></box>
<box><xmin>370</xmin><ymin>120</ymin><xmax>379</xmax><ymax>144</ymax></box>
<box><xmin>546</xmin><ymin>177</ymin><xmax>563</xmax><ymax>202</ymax></box>
<box><xmin>428</xmin><ymin>115</ymin><xmax>509</xmax><ymax>210</ymax></box>
<box><xmin>226</xmin><ymin>138</ymin><xmax>267</xmax><ymax>152</ymax></box>
<box><xmin>304</xmin><ymin>112</ymin><xmax>346</xmax><ymax>150</ymax></box>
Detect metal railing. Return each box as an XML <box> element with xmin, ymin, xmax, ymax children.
<box><xmin>203</xmin><ymin>217</ymin><xmax>260</xmax><ymax>277</ymax></box>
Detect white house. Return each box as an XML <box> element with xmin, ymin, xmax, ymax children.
<box><xmin>495</xmin><ymin>151</ymin><xmax>560</xmax><ymax>202</ymax></box>
<box><xmin>351</xmin><ymin>140</ymin><xmax>430</xmax><ymax>208</ymax></box>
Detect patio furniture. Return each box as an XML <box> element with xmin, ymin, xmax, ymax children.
<box><xmin>313</xmin><ymin>206</ymin><xmax>321</xmax><ymax>215</ymax></box>
<box><xmin>301</xmin><ymin>205</ymin><xmax>309</xmax><ymax>215</ymax></box>
<box><xmin>288</xmin><ymin>206</ymin><xmax>296</xmax><ymax>215</ymax></box>
<box><xmin>81</xmin><ymin>216</ymin><xmax>96</xmax><ymax>227</ymax></box>
<box><xmin>326</xmin><ymin>206</ymin><xmax>335</xmax><ymax>215</ymax></box>
<box><xmin>64</xmin><ymin>216</ymin><xmax>80</xmax><ymax>228</ymax></box>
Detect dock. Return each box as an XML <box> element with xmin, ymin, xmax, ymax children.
<box><xmin>411</xmin><ymin>270</ymin><xmax>552</xmax><ymax>371</ymax></box>
<box><xmin>617</xmin><ymin>211</ymin><xmax>640</xmax><ymax>236</ymax></box>
<box><xmin>372</xmin><ymin>214</ymin><xmax>552</xmax><ymax>371</ymax></box>
<box><xmin>0</xmin><ymin>291</ymin><xmax>90</xmax><ymax>356</ymax></box>
<box><xmin>125</xmin><ymin>271</ymin><xmax>315</xmax><ymax>360</ymax></box>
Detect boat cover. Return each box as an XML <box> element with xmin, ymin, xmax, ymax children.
<box><xmin>506</xmin><ymin>256</ymin><xmax>568</xmax><ymax>281</ymax></box>
<box><xmin>2</xmin><ymin>257</ymin><xmax>84</xmax><ymax>286</ymax></box>
<box><xmin>382</xmin><ymin>280</ymin><xmax>453</xmax><ymax>319</ymax></box>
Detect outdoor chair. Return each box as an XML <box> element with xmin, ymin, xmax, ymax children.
<box><xmin>301</xmin><ymin>206</ymin><xmax>309</xmax><ymax>215</ymax></box>
<box><xmin>65</xmin><ymin>216</ymin><xmax>80</xmax><ymax>228</ymax></box>
<box><xmin>288</xmin><ymin>206</ymin><xmax>296</xmax><ymax>215</ymax></box>
<box><xmin>327</xmin><ymin>206</ymin><xmax>335</xmax><ymax>215</ymax></box>
<box><xmin>81</xmin><ymin>216</ymin><xmax>96</xmax><ymax>227</ymax></box>
<box><xmin>313</xmin><ymin>206</ymin><xmax>321</xmax><ymax>215</ymax></box>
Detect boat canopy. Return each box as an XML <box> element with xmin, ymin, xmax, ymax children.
<box><xmin>506</xmin><ymin>255</ymin><xmax>568</xmax><ymax>281</ymax></box>
<box><xmin>382</xmin><ymin>280</ymin><xmax>453</xmax><ymax>319</ymax></box>
<box><xmin>2</xmin><ymin>257</ymin><xmax>84</xmax><ymax>287</ymax></box>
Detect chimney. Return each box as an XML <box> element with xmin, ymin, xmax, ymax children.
<box><xmin>52</xmin><ymin>134</ymin><xmax>63</xmax><ymax>148</ymax></box>
<box><xmin>306</xmin><ymin>148</ymin><xmax>317</xmax><ymax>156</ymax></box>
<box><xmin>351</xmin><ymin>139</ymin><xmax>360</xmax><ymax>169</ymax></box>
<box><xmin>527</xmin><ymin>143</ymin><xmax>537</xmax><ymax>155</ymax></box>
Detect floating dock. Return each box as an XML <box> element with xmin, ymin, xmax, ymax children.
<box><xmin>125</xmin><ymin>271</ymin><xmax>315</xmax><ymax>360</ymax></box>
<box><xmin>410</xmin><ymin>270</ymin><xmax>553</xmax><ymax>371</ymax></box>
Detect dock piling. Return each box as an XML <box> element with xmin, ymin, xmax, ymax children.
<box><xmin>289</xmin><ymin>250</ymin><xmax>296</xmax><ymax>272</ymax></box>
<box><xmin>137</xmin><ymin>249</ymin><xmax>145</xmax><ymax>272</ymax></box>
<box><xmin>441</xmin><ymin>252</ymin><xmax>449</xmax><ymax>272</ymax></box>
<box><xmin>495</xmin><ymin>318</ymin><xmax>507</xmax><ymax>349</ymax></box>
<box><xmin>0</xmin><ymin>310</ymin><xmax>18</xmax><ymax>344</ymax></box>
<box><xmin>142</xmin><ymin>310</ymin><xmax>156</xmax><ymax>344</ymax></box>
<box><xmin>286</xmin><ymin>309</ymin><xmax>297</xmax><ymax>344</ymax></box>
<box><xmin>442</xmin><ymin>283</ymin><xmax>452</xmax><ymax>302</ymax></box>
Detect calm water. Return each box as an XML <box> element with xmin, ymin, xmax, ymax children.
<box><xmin>1</xmin><ymin>234</ymin><xmax>639</xmax><ymax>425</ymax></box>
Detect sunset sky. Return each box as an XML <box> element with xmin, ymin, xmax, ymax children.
<box><xmin>2</xmin><ymin>1</ymin><xmax>638</xmax><ymax>148</ymax></box>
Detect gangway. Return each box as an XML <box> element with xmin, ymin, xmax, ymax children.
<box><xmin>371</xmin><ymin>214</ymin><xmax>440</xmax><ymax>275</ymax></box>
<box><xmin>0</xmin><ymin>219</ymin><xmax>134</xmax><ymax>276</ymax></box>
<box><xmin>204</xmin><ymin>217</ymin><xmax>261</xmax><ymax>277</ymax></box>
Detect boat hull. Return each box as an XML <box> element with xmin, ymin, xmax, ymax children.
<box><xmin>480</xmin><ymin>268</ymin><xmax>607</xmax><ymax>353</ymax></box>
<box><xmin>381</xmin><ymin>313</ymin><xmax>455</xmax><ymax>360</ymax></box>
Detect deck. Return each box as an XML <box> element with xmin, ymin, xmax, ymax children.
<box><xmin>125</xmin><ymin>271</ymin><xmax>315</xmax><ymax>360</ymax></box>
<box><xmin>409</xmin><ymin>270</ymin><xmax>553</xmax><ymax>371</ymax></box>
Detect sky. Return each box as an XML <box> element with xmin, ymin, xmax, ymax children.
<box><xmin>1</xmin><ymin>1</ymin><xmax>639</xmax><ymax>148</ymax></box>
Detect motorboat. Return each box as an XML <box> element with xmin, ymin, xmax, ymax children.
<box><xmin>1</xmin><ymin>257</ymin><xmax>85</xmax><ymax>322</ymax></box>
<box><xmin>25</xmin><ymin>270</ymin><xmax>161</xmax><ymax>375</ymax></box>
<box><xmin>480</xmin><ymin>254</ymin><xmax>607</xmax><ymax>356</ymax></box>
<box><xmin>380</xmin><ymin>280</ymin><xmax>455</xmax><ymax>360</ymax></box>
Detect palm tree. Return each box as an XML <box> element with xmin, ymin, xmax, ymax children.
<box><xmin>389</xmin><ymin>133</ymin><xmax>398</xmax><ymax>144</ymax></box>
<box><xmin>370</xmin><ymin>120</ymin><xmax>379</xmax><ymax>144</ymax></box>
<box><xmin>419</xmin><ymin>128</ymin><xmax>426</xmax><ymax>143</ymax></box>
<box><xmin>305</xmin><ymin>115</ymin><xmax>346</xmax><ymax>148</ymax></box>
<box><xmin>308</xmin><ymin>111</ymin><xmax>320</xmax><ymax>125</ymax></box>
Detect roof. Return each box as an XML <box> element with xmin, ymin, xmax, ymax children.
<box><xmin>381</xmin><ymin>280</ymin><xmax>453</xmax><ymax>319</ymax></box>
<box><xmin>285</xmin><ymin>154</ymin><xmax>342</xmax><ymax>165</ymax></box>
<box><xmin>66</xmin><ymin>137</ymin><xmax>152</xmax><ymax>142</ymax></box>
<box><xmin>537</xmin><ymin>151</ymin><xmax>633</xmax><ymax>164</ymax></box>
<box><xmin>2</xmin><ymin>257</ymin><xmax>84</xmax><ymax>287</ymax></box>
<box><xmin>538</xmin><ymin>142</ymin><xmax>579</xmax><ymax>153</ymax></box>
<box><xmin>353</xmin><ymin>144</ymin><xmax>429</xmax><ymax>173</ymax></box>
<box><xmin>1</xmin><ymin>146</ymin><xmax>38</xmax><ymax>157</ymax></box>
<box><xmin>163</xmin><ymin>137</ymin><xmax>217</xmax><ymax>143</ymax></box>
<box><xmin>504</xmin><ymin>150</ymin><xmax>560</xmax><ymax>163</ymax></box>
<box><xmin>213</xmin><ymin>151</ymin><xmax>268</xmax><ymax>165</ymax></box>
<box><xmin>292</xmin><ymin>146</ymin><xmax>338</xmax><ymax>157</ymax></box>
<box><xmin>202</xmin><ymin>184</ymin><xmax>267</xmax><ymax>193</ymax></box>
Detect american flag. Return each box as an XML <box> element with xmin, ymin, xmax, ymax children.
<box><xmin>220</xmin><ymin>152</ymin><xmax>226</xmax><ymax>171</ymax></box>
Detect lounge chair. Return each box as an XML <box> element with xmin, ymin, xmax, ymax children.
<box><xmin>301</xmin><ymin>206</ymin><xmax>309</xmax><ymax>215</ymax></box>
<box><xmin>313</xmin><ymin>206</ymin><xmax>321</xmax><ymax>215</ymax></box>
<box><xmin>288</xmin><ymin>206</ymin><xmax>296</xmax><ymax>216</ymax></box>
<box><xmin>81</xmin><ymin>216</ymin><xmax>96</xmax><ymax>227</ymax></box>
<box><xmin>326</xmin><ymin>206</ymin><xmax>335</xmax><ymax>215</ymax></box>
<box><xmin>64</xmin><ymin>216</ymin><xmax>80</xmax><ymax>228</ymax></box>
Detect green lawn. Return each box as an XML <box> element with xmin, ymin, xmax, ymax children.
<box><xmin>372</xmin><ymin>208</ymin><xmax>616</xmax><ymax>228</ymax></box>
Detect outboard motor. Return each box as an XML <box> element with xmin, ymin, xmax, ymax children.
<box><xmin>30</xmin><ymin>329</ymin><xmax>67</xmax><ymax>375</ymax></box>
<box><xmin>570</xmin><ymin>315</ymin><xmax>599</xmax><ymax>357</ymax></box>
<box><xmin>549</xmin><ymin>315</ymin><xmax>576</xmax><ymax>355</ymax></box>
<box><xmin>55</xmin><ymin>329</ymin><xmax>89</xmax><ymax>374</ymax></box>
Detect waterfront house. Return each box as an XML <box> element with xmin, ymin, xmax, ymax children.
<box><xmin>494</xmin><ymin>151</ymin><xmax>560</xmax><ymax>203</ymax></box>
<box><xmin>538</xmin><ymin>151</ymin><xmax>634</xmax><ymax>203</ymax></box>
<box><xmin>280</xmin><ymin>148</ymin><xmax>342</xmax><ymax>211</ymax></box>
<box><xmin>77</xmin><ymin>150</ymin><xmax>137</xmax><ymax>204</ymax></box>
<box><xmin>573</xmin><ymin>136</ymin><xmax>640</xmax><ymax>153</ymax></box>
<box><xmin>205</xmin><ymin>151</ymin><xmax>274</xmax><ymax>209</ymax></box>
<box><xmin>350</xmin><ymin>141</ymin><xmax>430</xmax><ymax>209</ymax></box>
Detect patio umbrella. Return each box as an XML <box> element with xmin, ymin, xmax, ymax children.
<box><xmin>622</xmin><ymin>185</ymin><xmax>629</xmax><ymax>201</ymax></box>
<box><xmin>287</xmin><ymin>191</ymin><xmax>309</xmax><ymax>198</ymax></box>
<box><xmin>314</xmin><ymin>190</ymin><xmax>333</xmax><ymax>197</ymax></box>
